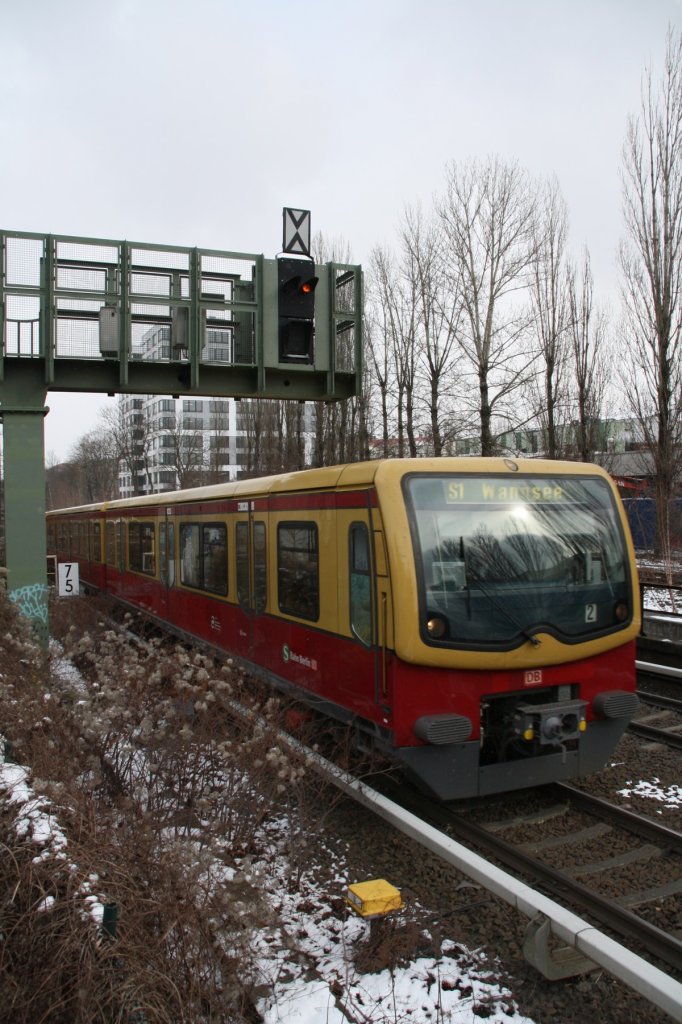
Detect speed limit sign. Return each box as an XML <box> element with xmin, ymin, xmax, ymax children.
<box><xmin>58</xmin><ymin>562</ymin><xmax>79</xmax><ymax>597</ymax></box>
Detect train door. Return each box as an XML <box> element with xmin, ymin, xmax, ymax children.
<box><xmin>158</xmin><ymin>507</ymin><xmax>176</xmax><ymax>619</ymax></box>
<box><xmin>235</xmin><ymin>502</ymin><xmax>267</xmax><ymax>659</ymax></box>
<box><xmin>341</xmin><ymin>509</ymin><xmax>389</xmax><ymax>718</ymax></box>
<box><xmin>103</xmin><ymin>518</ymin><xmax>115</xmax><ymax>594</ymax></box>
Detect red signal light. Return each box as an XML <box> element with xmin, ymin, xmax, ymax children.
<box><xmin>277</xmin><ymin>257</ymin><xmax>318</xmax><ymax>363</ymax></box>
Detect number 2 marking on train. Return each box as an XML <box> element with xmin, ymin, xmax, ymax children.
<box><xmin>585</xmin><ymin>603</ymin><xmax>597</xmax><ymax>623</ymax></box>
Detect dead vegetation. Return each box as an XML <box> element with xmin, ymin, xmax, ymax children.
<box><xmin>0</xmin><ymin>592</ymin><xmax>338</xmax><ymax>1023</ymax></box>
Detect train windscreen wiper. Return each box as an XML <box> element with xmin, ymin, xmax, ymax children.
<box><xmin>462</xmin><ymin>538</ymin><xmax>541</xmax><ymax>648</ymax></box>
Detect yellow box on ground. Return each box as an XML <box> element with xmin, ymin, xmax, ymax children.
<box><xmin>345</xmin><ymin>879</ymin><xmax>403</xmax><ymax>918</ymax></box>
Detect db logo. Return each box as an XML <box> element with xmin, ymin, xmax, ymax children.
<box><xmin>524</xmin><ymin>669</ymin><xmax>543</xmax><ymax>687</ymax></box>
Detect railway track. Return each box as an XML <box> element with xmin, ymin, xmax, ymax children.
<box><xmin>629</xmin><ymin>717</ymin><xmax>682</xmax><ymax>750</ymax></box>
<box><xmin>374</xmin><ymin>777</ymin><xmax>682</xmax><ymax>976</ymax></box>
<box><xmin>634</xmin><ymin>657</ymin><xmax>682</xmax><ymax>748</ymax></box>
<box><xmin>638</xmin><ymin>566</ymin><xmax>682</xmax><ymax>589</ymax></box>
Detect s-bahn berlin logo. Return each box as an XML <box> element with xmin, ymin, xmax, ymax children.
<box><xmin>282</xmin><ymin>644</ymin><xmax>318</xmax><ymax>671</ymax></box>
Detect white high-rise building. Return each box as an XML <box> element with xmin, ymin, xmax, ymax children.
<box><xmin>116</xmin><ymin>391</ymin><xmax>245</xmax><ymax>497</ymax></box>
<box><xmin>116</xmin><ymin>324</ymin><xmax>315</xmax><ymax>497</ymax></box>
<box><xmin>116</xmin><ymin>324</ymin><xmax>245</xmax><ymax>497</ymax></box>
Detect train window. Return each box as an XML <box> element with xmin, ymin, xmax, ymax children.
<box><xmin>349</xmin><ymin>523</ymin><xmax>372</xmax><ymax>646</ymax></box>
<box><xmin>254</xmin><ymin>522</ymin><xmax>267</xmax><ymax>614</ymax></box>
<box><xmin>92</xmin><ymin>522</ymin><xmax>102</xmax><ymax>564</ymax></box>
<box><xmin>277</xmin><ymin>522</ymin><xmax>319</xmax><ymax>621</ymax></box>
<box><xmin>105</xmin><ymin>522</ymin><xmax>116</xmax><ymax>566</ymax></box>
<box><xmin>128</xmin><ymin>522</ymin><xmax>156</xmax><ymax>576</ymax></box>
<box><xmin>236</xmin><ymin>522</ymin><xmax>249</xmax><ymax>605</ymax></box>
<box><xmin>405</xmin><ymin>473</ymin><xmax>631</xmax><ymax>647</ymax></box>
<box><xmin>159</xmin><ymin>522</ymin><xmax>176</xmax><ymax>587</ymax></box>
<box><xmin>236</xmin><ymin>522</ymin><xmax>267</xmax><ymax>613</ymax></box>
<box><xmin>203</xmin><ymin>525</ymin><xmax>228</xmax><ymax>595</ymax></box>
<box><xmin>180</xmin><ymin>522</ymin><xmax>227</xmax><ymax>595</ymax></box>
<box><xmin>181</xmin><ymin>524</ymin><xmax>201</xmax><ymax>589</ymax></box>
<box><xmin>117</xmin><ymin>521</ymin><xmax>125</xmax><ymax>572</ymax></box>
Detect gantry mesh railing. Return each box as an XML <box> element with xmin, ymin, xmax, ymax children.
<box><xmin>2</xmin><ymin>233</ymin><xmax>260</xmax><ymax>366</ymax></box>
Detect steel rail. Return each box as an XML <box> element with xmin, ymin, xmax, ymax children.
<box><xmin>637</xmin><ymin>690</ymin><xmax>682</xmax><ymax>714</ymax></box>
<box><xmin>556</xmin><ymin>783</ymin><xmax>682</xmax><ymax>852</ymax></box>
<box><xmin>637</xmin><ymin>659</ymin><xmax>682</xmax><ymax>681</ymax></box>
<box><xmin>627</xmin><ymin>720</ymin><xmax>682</xmax><ymax>751</ymax></box>
<box><xmin>385</xmin><ymin>780</ymin><xmax>682</xmax><ymax>976</ymax></box>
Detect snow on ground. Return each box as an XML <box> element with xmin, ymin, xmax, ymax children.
<box><xmin>638</xmin><ymin>557</ymin><xmax>681</xmax><ymax>615</ymax></box>
<box><xmin>618</xmin><ymin>778</ymin><xmax>682</xmax><ymax>810</ymax></box>
<box><xmin>246</xmin><ymin>814</ymin><xmax>534</xmax><ymax>1023</ymax></box>
<box><xmin>643</xmin><ymin>589</ymin><xmax>680</xmax><ymax>614</ymax></box>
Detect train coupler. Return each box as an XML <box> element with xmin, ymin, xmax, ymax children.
<box><xmin>513</xmin><ymin>699</ymin><xmax>587</xmax><ymax>746</ymax></box>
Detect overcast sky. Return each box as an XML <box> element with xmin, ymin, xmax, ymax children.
<box><xmin>2</xmin><ymin>0</ymin><xmax>680</xmax><ymax>461</ymax></box>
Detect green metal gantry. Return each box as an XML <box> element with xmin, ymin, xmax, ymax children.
<box><xmin>0</xmin><ymin>230</ymin><xmax>363</xmax><ymax>639</ymax></box>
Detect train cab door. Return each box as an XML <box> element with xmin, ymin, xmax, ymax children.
<box><xmin>235</xmin><ymin>501</ymin><xmax>268</xmax><ymax>660</ymax></box>
<box><xmin>344</xmin><ymin>510</ymin><xmax>391</xmax><ymax>716</ymax></box>
<box><xmin>158</xmin><ymin>507</ymin><xmax>176</xmax><ymax>619</ymax></box>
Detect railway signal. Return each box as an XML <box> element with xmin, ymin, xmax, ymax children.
<box><xmin>277</xmin><ymin>256</ymin><xmax>319</xmax><ymax>364</ymax></box>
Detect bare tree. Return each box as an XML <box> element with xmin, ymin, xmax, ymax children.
<box><xmin>370</xmin><ymin>244</ymin><xmax>418</xmax><ymax>456</ymax></box>
<box><xmin>102</xmin><ymin>401</ymin><xmax>155</xmax><ymax>496</ymax></box>
<box><xmin>401</xmin><ymin>204</ymin><xmax>461</xmax><ymax>456</ymax></box>
<box><xmin>363</xmin><ymin>278</ymin><xmax>395</xmax><ymax>459</ymax></box>
<box><xmin>166</xmin><ymin>410</ymin><xmax>206</xmax><ymax>489</ymax></box>
<box><xmin>567</xmin><ymin>252</ymin><xmax>610</xmax><ymax>461</ymax></box>
<box><xmin>529</xmin><ymin>177</ymin><xmax>570</xmax><ymax>457</ymax></box>
<box><xmin>240</xmin><ymin>399</ymin><xmax>285</xmax><ymax>477</ymax></box>
<box><xmin>69</xmin><ymin>428</ymin><xmax>119</xmax><ymax>502</ymax></box>
<box><xmin>620</xmin><ymin>28</ymin><xmax>682</xmax><ymax>560</ymax></box>
<box><xmin>438</xmin><ymin>156</ymin><xmax>539</xmax><ymax>455</ymax></box>
<box><xmin>282</xmin><ymin>401</ymin><xmax>306</xmax><ymax>471</ymax></box>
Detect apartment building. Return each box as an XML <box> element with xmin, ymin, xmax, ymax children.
<box><xmin>117</xmin><ymin>325</ymin><xmax>315</xmax><ymax>497</ymax></box>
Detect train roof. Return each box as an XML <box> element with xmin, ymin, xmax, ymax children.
<box><xmin>47</xmin><ymin>456</ymin><xmax>616</xmax><ymax>516</ymax></box>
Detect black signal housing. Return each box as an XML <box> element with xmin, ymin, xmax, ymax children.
<box><xmin>278</xmin><ymin>257</ymin><xmax>319</xmax><ymax>363</ymax></box>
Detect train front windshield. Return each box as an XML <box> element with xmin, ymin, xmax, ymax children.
<box><xmin>405</xmin><ymin>474</ymin><xmax>632</xmax><ymax>648</ymax></box>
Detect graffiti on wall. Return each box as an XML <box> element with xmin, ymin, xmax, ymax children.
<box><xmin>8</xmin><ymin>584</ymin><xmax>49</xmax><ymax>625</ymax></box>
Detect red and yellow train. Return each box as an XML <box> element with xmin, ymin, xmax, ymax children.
<box><xmin>47</xmin><ymin>457</ymin><xmax>640</xmax><ymax>800</ymax></box>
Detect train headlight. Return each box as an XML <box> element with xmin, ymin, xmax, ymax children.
<box><xmin>426</xmin><ymin>615</ymin><xmax>448</xmax><ymax>639</ymax></box>
<box><xmin>614</xmin><ymin>601</ymin><xmax>629</xmax><ymax>623</ymax></box>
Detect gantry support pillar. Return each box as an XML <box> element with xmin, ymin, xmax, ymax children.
<box><xmin>1</xmin><ymin>369</ymin><xmax>49</xmax><ymax>645</ymax></box>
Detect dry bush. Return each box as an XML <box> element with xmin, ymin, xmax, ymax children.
<box><xmin>52</xmin><ymin>605</ymin><xmax>316</xmax><ymax>848</ymax></box>
<box><xmin>353</xmin><ymin>916</ymin><xmax>437</xmax><ymax>975</ymax></box>
<box><xmin>0</xmin><ymin>797</ymin><xmax>268</xmax><ymax>1022</ymax></box>
<box><xmin>0</xmin><ymin>590</ymin><xmax>347</xmax><ymax>1021</ymax></box>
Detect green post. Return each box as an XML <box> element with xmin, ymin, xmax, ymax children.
<box><xmin>1</xmin><ymin>376</ymin><xmax>49</xmax><ymax>646</ymax></box>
